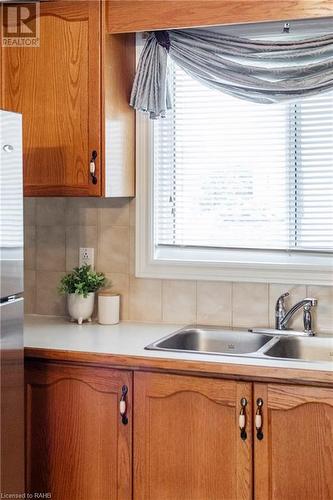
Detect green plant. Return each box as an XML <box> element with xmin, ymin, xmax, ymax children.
<box><xmin>58</xmin><ymin>264</ymin><xmax>108</xmax><ymax>298</ymax></box>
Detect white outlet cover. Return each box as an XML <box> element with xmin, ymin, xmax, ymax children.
<box><xmin>79</xmin><ymin>247</ymin><xmax>94</xmax><ymax>268</ymax></box>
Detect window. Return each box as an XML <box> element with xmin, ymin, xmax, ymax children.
<box><xmin>136</xmin><ymin>33</ymin><xmax>333</xmax><ymax>285</ymax></box>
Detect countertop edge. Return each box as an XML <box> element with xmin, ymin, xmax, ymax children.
<box><xmin>24</xmin><ymin>346</ymin><xmax>333</xmax><ymax>388</ymax></box>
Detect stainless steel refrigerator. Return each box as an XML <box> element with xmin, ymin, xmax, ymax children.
<box><xmin>0</xmin><ymin>110</ymin><xmax>25</xmax><ymax>494</ymax></box>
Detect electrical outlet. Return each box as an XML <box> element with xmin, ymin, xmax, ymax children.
<box><xmin>79</xmin><ymin>247</ymin><xmax>94</xmax><ymax>268</ymax></box>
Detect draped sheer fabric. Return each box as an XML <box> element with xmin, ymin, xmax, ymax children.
<box><xmin>130</xmin><ymin>29</ymin><xmax>333</xmax><ymax>119</ymax></box>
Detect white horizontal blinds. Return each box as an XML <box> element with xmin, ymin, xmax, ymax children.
<box><xmin>0</xmin><ymin>112</ymin><xmax>23</xmax><ymax>249</ymax></box>
<box><xmin>294</xmin><ymin>95</ymin><xmax>333</xmax><ymax>251</ymax></box>
<box><xmin>154</xmin><ymin>61</ymin><xmax>333</xmax><ymax>253</ymax></box>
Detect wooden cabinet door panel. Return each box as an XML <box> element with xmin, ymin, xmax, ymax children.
<box><xmin>1</xmin><ymin>1</ymin><xmax>101</xmax><ymax>196</ymax></box>
<box><xmin>254</xmin><ymin>383</ymin><xmax>333</xmax><ymax>500</ymax></box>
<box><xmin>134</xmin><ymin>372</ymin><xmax>252</xmax><ymax>500</ymax></box>
<box><xmin>26</xmin><ymin>362</ymin><xmax>132</xmax><ymax>500</ymax></box>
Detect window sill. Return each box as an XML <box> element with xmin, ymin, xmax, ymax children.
<box><xmin>136</xmin><ymin>235</ymin><xmax>333</xmax><ymax>285</ymax></box>
<box><xmin>136</xmin><ymin>250</ymin><xmax>333</xmax><ymax>285</ymax></box>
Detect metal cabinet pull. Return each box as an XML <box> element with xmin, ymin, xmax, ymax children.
<box><xmin>89</xmin><ymin>150</ymin><xmax>98</xmax><ymax>185</ymax></box>
<box><xmin>119</xmin><ymin>385</ymin><xmax>128</xmax><ymax>425</ymax></box>
<box><xmin>255</xmin><ymin>398</ymin><xmax>264</xmax><ymax>440</ymax></box>
<box><xmin>239</xmin><ymin>397</ymin><xmax>248</xmax><ymax>440</ymax></box>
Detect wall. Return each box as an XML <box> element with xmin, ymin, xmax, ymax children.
<box><xmin>24</xmin><ymin>197</ymin><xmax>333</xmax><ymax>333</ymax></box>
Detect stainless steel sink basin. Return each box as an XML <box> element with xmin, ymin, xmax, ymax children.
<box><xmin>146</xmin><ymin>325</ymin><xmax>333</xmax><ymax>364</ymax></box>
<box><xmin>146</xmin><ymin>326</ymin><xmax>274</xmax><ymax>356</ymax></box>
<box><xmin>264</xmin><ymin>336</ymin><xmax>333</xmax><ymax>363</ymax></box>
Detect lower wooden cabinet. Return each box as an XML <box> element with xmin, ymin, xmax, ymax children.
<box><xmin>25</xmin><ymin>361</ymin><xmax>333</xmax><ymax>500</ymax></box>
<box><xmin>134</xmin><ymin>372</ymin><xmax>253</xmax><ymax>500</ymax></box>
<box><xmin>254</xmin><ymin>383</ymin><xmax>333</xmax><ymax>500</ymax></box>
<box><xmin>25</xmin><ymin>361</ymin><xmax>132</xmax><ymax>500</ymax></box>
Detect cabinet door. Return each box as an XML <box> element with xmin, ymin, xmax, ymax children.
<box><xmin>134</xmin><ymin>372</ymin><xmax>252</xmax><ymax>500</ymax></box>
<box><xmin>254</xmin><ymin>383</ymin><xmax>333</xmax><ymax>500</ymax></box>
<box><xmin>1</xmin><ymin>1</ymin><xmax>101</xmax><ymax>196</ymax></box>
<box><xmin>26</xmin><ymin>362</ymin><xmax>132</xmax><ymax>500</ymax></box>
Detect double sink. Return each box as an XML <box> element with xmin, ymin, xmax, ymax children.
<box><xmin>146</xmin><ymin>326</ymin><xmax>333</xmax><ymax>363</ymax></box>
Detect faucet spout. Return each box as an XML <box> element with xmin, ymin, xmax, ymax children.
<box><xmin>280</xmin><ymin>298</ymin><xmax>317</xmax><ymax>330</ymax></box>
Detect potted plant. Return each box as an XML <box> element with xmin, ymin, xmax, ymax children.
<box><xmin>58</xmin><ymin>264</ymin><xmax>107</xmax><ymax>324</ymax></box>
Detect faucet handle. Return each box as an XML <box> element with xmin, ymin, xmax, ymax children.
<box><xmin>275</xmin><ymin>292</ymin><xmax>289</xmax><ymax>310</ymax></box>
<box><xmin>275</xmin><ymin>292</ymin><xmax>289</xmax><ymax>330</ymax></box>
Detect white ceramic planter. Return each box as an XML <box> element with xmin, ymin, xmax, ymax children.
<box><xmin>98</xmin><ymin>292</ymin><xmax>120</xmax><ymax>325</ymax></box>
<box><xmin>67</xmin><ymin>292</ymin><xmax>95</xmax><ymax>325</ymax></box>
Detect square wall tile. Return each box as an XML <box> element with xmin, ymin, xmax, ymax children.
<box><xmin>36</xmin><ymin>198</ymin><xmax>66</xmax><ymax>226</ymax></box>
<box><xmin>269</xmin><ymin>284</ymin><xmax>306</xmax><ymax>331</ymax></box>
<box><xmin>104</xmin><ymin>273</ymin><xmax>130</xmax><ymax>320</ymax></box>
<box><xmin>66</xmin><ymin>225</ymin><xmax>98</xmax><ymax>271</ymax></box>
<box><xmin>162</xmin><ymin>280</ymin><xmax>196</xmax><ymax>323</ymax></box>
<box><xmin>232</xmin><ymin>282</ymin><xmax>268</xmax><ymax>328</ymax></box>
<box><xmin>36</xmin><ymin>226</ymin><xmax>66</xmax><ymax>272</ymax></box>
<box><xmin>129</xmin><ymin>226</ymin><xmax>135</xmax><ymax>276</ymax></box>
<box><xmin>129</xmin><ymin>277</ymin><xmax>162</xmax><ymax>322</ymax></box>
<box><xmin>197</xmin><ymin>281</ymin><xmax>232</xmax><ymax>326</ymax></box>
<box><xmin>97</xmin><ymin>226</ymin><xmax>130</xmax><ymax>274</ymax></box>
<box><xmin>24</xmin><ymin>225</ymin><xmax>36</xmax><ymax>271</ymax></box>
<box><xmin>129</xmin><ymin>198</ymin><xmax>136</xmax><ymax>227</ymax></box>
<box><xmin>24</xmin><ymin>198</ymin><xmax>36</xmax><ymax>226</ymax></box>
<box><xmin>98</xmin><ymin>198</ymin><xmax>130</xmax><ymax>227</ymax></box>
<box><xmin>36</xmin><ymin>271</ymin><xmax>66</xmax><ymax>316</ymax></box>
<box><xmin>24</xmin><ymin>270</ymin><xmax>36</xmax><ymax>314</ymax></box>
<box><xmin>66</xmin><ymin>198</ymin><xmax>98</xmax><ymax>226</ymax></box>
<box><xmin>307</xmin><ymin>285</ymin><xmax>333</xmax><ymax>334</ymax></box>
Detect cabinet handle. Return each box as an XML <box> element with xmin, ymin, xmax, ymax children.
<box><xmin>89</xmin><ymin>150</ymin><xmax>98</xmax><ymax>185</ymax></box>
<box><xmin>255</xmin><ymin>398</ymin><xmax>264</xmax><ymax>440</ymax></box>
<box><xmin>119</xmin><ymin>385</ymin><xmax>128</xmax><ymax>425</ymax></box>
<box><xmin>239</xmin><ymin>397</ymin><xmax>247</xmax><ymax>440</ymax></box>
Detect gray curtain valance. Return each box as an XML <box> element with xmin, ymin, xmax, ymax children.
<box><xmin>130</xmin><ymin>29</ymin><xmax>333</xmax><ymax>119</ymax></box>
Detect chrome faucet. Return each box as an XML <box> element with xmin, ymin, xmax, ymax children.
<box><xmin>275</xmin><ymin>292</ymin><xmax>317</xmax><ymax>336</ymax></box>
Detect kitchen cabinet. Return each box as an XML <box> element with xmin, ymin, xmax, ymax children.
<box><xmin>107</xmin><ymin>0</ymin><xmax>333</xmax><ymax>33</ymax></box>
<box><xmin>254</xmin><ymin>383</ymin><xmax>333</xmax><ymax>500</ymax></box>
<box><xmin>25</xmin><ymin>361</ymin><xmax>132</xmax><ymax>500</ymax></box>
<box><xmin>25</xmin><ymin>360</ymin><xmax>333</xmax><ymax>500</ymax></box>
<box><xmin>134</xmin><ymin>372</ymin><xmax>253</xmax><ymax>500</ymax></box>
<box><xmin>1</xmin><ymin>1</ymin><xmax>135</xmax><ymax>197</ymax></box>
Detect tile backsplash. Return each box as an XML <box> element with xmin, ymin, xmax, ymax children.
<box><xmin>24</xmin><ymin>198</ymin><xmax>333</xmax><ymax>333</ymax></box>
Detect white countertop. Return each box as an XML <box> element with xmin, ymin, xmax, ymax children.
<box><xmin>24</xmin><ymin>315</ymin><xmax>333</xmax><ymax>373</ymax></box>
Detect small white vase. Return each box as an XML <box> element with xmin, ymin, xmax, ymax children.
<box><xmin>98</xmin><ymin>291</ymin><xmax>120</xmax><ymax>325</ymax></box>
<box><xmin>67</xmin><ymin>292</ymin><xmax>95</xmax><ymax>325</ymax></box>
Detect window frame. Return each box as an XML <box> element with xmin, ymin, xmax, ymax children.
<box><xmin>136</xmin><ymin>110</ymin><xmax>333</xmax><ymax>285</ymax></box>
<box><xmin>135</xmin><ymin>31</ymin><xmax>333</xmax><ymax>286</ymax></box>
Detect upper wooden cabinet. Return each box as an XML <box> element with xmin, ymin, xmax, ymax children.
<box><xmin>134</xmin><ymin>372</ymin><xmax>253</xmax><ymax>500</ymax></box>
<box><xmin>106</xmin><ymin>0</ymin><xmax>333</xmax><ymax>33</ymax></box>
<box><xmin>254</xmin><ymin>383</ymin><xmax>333</xmax><ymax>500</ymax></box>
<box><xmin>26</xmin><ymin>361</ymin><xmax>132</xmax><ymax>500</ymax></box>
<box><xmin>0</xmin><ymin>1</ymin><xmax>135</xmax><ymax>197</ymax></box>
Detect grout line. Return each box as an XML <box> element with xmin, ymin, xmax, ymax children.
<box><xmin>268</xmin><ymin>283</ymin><xmax>272</xmax><ymax>328</ymax></box>
<box><xmin>160</xmin><ymin>279</ymin><xmax>164</xmax><ymax>322</ymax></box>
<box><xmin>195</xmin><ymin>280</ymin><xmax>198</xmax><ymax>324</ymax></box>
<box><xmin>231</xmin><ymin>282</ymin><xmax>234</xmax><ymax>328</ymax></box>
<box><xmin>267</xmin><ymin>282</ymin><xmax>270</xmax><ymax>326</ymax></box>
<box><xmin>128</xmin><ymin>274</ymin><xmax>132</xmax><ymax>320</ymax></box>
<box><xmin>33</xmin><ymin>268</ymin><xmax>37</xmax><ymax>315</ymax></box>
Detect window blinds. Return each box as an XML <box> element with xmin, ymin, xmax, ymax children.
<box><xmin>154</xmin><ymin>61</ymin><xmax>333</xmax><ymax>253</ymax></box>
<box><xmin>0</xmin><ymin>111</ymin><xmax>23</xmax><ymax>249</ymax></box>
